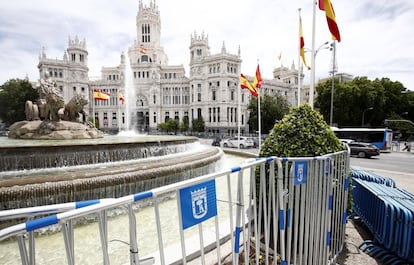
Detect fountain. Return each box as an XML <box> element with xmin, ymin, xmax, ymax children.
<box><xmin>0</xmin><ymin>72</ymin><xmax>222</xmax><ymax>217</ymax></box>
<box><xmin>123</xmin><ymin>50</ymin><xmax>135</xmax><ymax>133</ymax></box>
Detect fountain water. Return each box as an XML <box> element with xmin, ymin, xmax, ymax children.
<box><xmin>0</xmin><ymin>135</ymin><xmax>222</xmax><ymax>213</ymax></box>
<box><xmin>122</xmin><ymin>50</ymin><xmax>135</xmax><ymax>133</ymax></box>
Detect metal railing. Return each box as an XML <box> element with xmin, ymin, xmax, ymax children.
<box><xmin>351</xmin><ymin>168</ymin><xmax>414</xmax><ymax>263</ymax></box>
<box><xmin>0</xmin><ymin>150</ymin><xmax>350</xmax><ymax>265</ymax></box>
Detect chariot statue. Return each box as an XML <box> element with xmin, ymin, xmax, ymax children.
<box><xmin>25</xmin><ymin>73</ymin><xmax>88</xmax><ymax>123</ymax></box>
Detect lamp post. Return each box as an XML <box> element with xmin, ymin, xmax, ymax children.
<box><xmin>305</xmin><ymin>41</ymin><xmax>330</xmax><ymax>106</ymax></box>
<box><xmin>329</xmin><ymin>41</ymin><xmax>337</xmax><ymax>126</ymax></box>
<box><xmin>362</xmin><ymin>107</ymin><xmax>374</xmax><ymax>127</ymax></box>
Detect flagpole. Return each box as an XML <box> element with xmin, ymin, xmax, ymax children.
<box><xmin>118</xmin><ymin>90</ymin><xmax>121</xmax><ymax>132</ymax></box>
<box><xmin>237</xmin><ymin>76</ymin><xmax>241</xmax><ymax>150</ymax></box>
<box><xmin>297</xmin><ymin>8</ymin><xmax>302</xmax><ymax>107</ymax></box>
<box><xmin>92</xmin><ymin>87</ymin><xmax>96</xmax><ymax>127</ymax></box>
<box><xmin>309</xmin><ymin>0</ymin><xmax>317</xmax><ymax>109</ymax></box>
<box><xmin>258</xmin><ymin>91</ymin><xmax>261</xmax><ymax>148</ymax></box>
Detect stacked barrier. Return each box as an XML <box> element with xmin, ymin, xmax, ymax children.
<box><xmin>351</xmin><ymin>168</ymin><xmax>414</xmax><ymax>263</ymax></box>
<box><xmin>0</xmin><ymin>151</ymin><xmax>350</xmax><ymax>265</ymax></box>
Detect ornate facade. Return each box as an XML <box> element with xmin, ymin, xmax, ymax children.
<box><xmin>37</xmin><ymin>0</ymin><xmax>303</xmax><ymax>135</ymax></box>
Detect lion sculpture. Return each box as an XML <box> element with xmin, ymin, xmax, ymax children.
<box><xmin>63</xmin><ymin>94</ymin><xmax>88</xmax><ymax>122</ymax></box>
<box><xmin>25</xmin><ymin>73</ymin><xmax>87</xmax><ymax>123</ymax></box>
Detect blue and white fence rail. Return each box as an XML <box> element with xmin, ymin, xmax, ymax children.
<box><xmin>0</xmin><ymin>150</ymin><xmax>350</xmax><ymax>265</ymax></box>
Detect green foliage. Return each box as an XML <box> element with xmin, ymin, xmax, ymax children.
<box><xmin>180</xmin><ymin>115</ymin><xmax>190</xmax><ymax>132</ymax></box>
<box><xmin>191</xmin><ymin>116</ymin><xmax>205</xmax><ymax>132</ymax></box>
<box><xmin>248</xmin><ymin>93</ymin><xmax>290</xmax><ymax>134</ymax></box>
<box><xmin>158</xmin><ymin>118</ymin><xmax>179</xmax><ymax>134</ymax></box>
<box><xmin>259</xmin><ymin>104</ymin><xmax>345</xmax><ymax>158</ymax></box>
<box><xmin>0</xmin><ymin>79</ymin><xmax>39</xmax><ymax>126</ymax></box>
<box><xmin>315</xmin><ymin>76</ymin><xmax>411</xmax><ymax>128</ymax></box>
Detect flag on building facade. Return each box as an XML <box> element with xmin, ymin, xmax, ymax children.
<box><xmin>299</xmin><ymin>15</ymin><xmax>311</xmax><ymax>70</ymax></box>
<box><xmin>240</xmin><ymin>74</ymin><xmax>258</xmax><ymax>97</ymax></box>
<box><xmin>139</xmin><ymin>45</ymin><xmax>147</xmax><ymax>54</ymax></box>
<box><xmin>253</xmin><ymin>64</ymin><xmax>263</xmax><ymax>89</ymax></box>
<box><xmin>319</xmin><ymin>0</ymin><xmax>341</xmax><ymax>42</ymax></box>
<box><xmin>118</xmin><ymin>91</ymin><xmax>125</xmax><ymax>103</ymax></box>
<box><xmin>93</xmin><ymin>89</ymin><xmax>110</xmax><ymax>100</ymax></box>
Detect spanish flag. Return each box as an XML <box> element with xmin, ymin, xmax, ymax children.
<box><xmin>299</xmin><ymin>15</ymin><xmax>311</xmax><ymax>70</ymax></box>
<box><xmin>240</xmin><ymin>74</ymin><xmax>258</xmax><ymax>97</ymax></box>
<box><xmin>139</xmin><ymin>46</ymin><xmax>147</xmax><ymax>54</ymax></box>
<box><xmin>319</xmin><ymin>0</ymin><xmax>341</xmax><ymax>42</ymax></box>
<box><xmin>118</xmin><ymin>91</ymin><xmax>125</xmax><ymax>104</ymax></box>
<box><xmin>93</xmin><ymin>89</ymin><xmax>110</xmax><ymax>100</ymax></box>
<box><xmin>253</xmin><ymin>64</ymin><xmax>263</xmax><ymax>89</ymax></box>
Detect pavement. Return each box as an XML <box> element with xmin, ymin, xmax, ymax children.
<box><xmin>196</xmin><ymin>138</ymin><xmax>414</xmax><ymax>264</ymax></box>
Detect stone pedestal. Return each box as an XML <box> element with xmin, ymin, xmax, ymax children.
<box><xmin>8</xmin><ymin>120</ymin><xmax>103</xmax><ymax>140</ymax></box>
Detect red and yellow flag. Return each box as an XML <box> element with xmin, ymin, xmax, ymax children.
<box><xmin>253</xmin><ymin>64</ymin><xmax>263</xmax><ymax>89</ymax></box>
<box><xmin>299</xmin><ymin>16</ymin><xmax>311</xmax><ymax>70</ymax></box>
<box><xmin>319</xmin><ymin>0</ymin><xmax>341</xmax><ymax>42</ymax></box>
<box><xmin>240</xmin><ymin>74</ymin><xmax>258</xmax><ymax>97</ymax></box>
<box><xmin>139</xmin><ymin>45</ymin><xmax>147</xmax><ymax>54</ymax></box>
<box><xmin>118</xmin><ymin>91</ymin><xmax>125</xmax><ymax>104</ymax></box>
<box><xmin>93</xmin><ymin>89</ymin><xmax>110</xmax><ymax>100</ymax></box>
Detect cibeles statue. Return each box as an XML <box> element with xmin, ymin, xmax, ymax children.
<box><xmin>11</xmin><ymin>72</ymin><xmax>102</xmax><ymax>139</ymax></box>
<box><xmin>25</xmin><ymin>73</ymin><xmax>88</xmax><ymax>123</ymax></box>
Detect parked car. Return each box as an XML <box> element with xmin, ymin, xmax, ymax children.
<box><xmin>348</xmin><ymin>142</ymin><xmax>380</xmax><ymax>158</ymax></box>
<box><xmin>222</xmin><ymin>136</ymin><xmax>254</xmax><ymax>149</ymax></box>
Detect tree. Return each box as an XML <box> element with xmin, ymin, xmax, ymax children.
<box><xmin>315</xmin><ymin>76</ymin><xmax>412</xmax><ymax>128</ymax></box>
<box><xmin>180</xmin><ymin>115</ymin><xmax>190</xmax><ymax>133</ymax></box>
<box><xmin>260</xmin><ymin>104</ymin><xmax>344</xmax><ymax>157</ymax></box>
<box><xmin>192</xmin><ymin>116</ymin><xmax>205</xmax><ymax>132</ymax></box>
<box><xmin>157</xmin><ymin>118</ymin><xmax>179</xmax><ymax>134</ymax></box>
<box><xmin>0</xmin><ymin>79</ymin><xmax>39</xmax><ymax>126</ymax></box>
<box><xmin>257</xmin><ymin>104</ymin><xmax>348</xmax><ymax>248</ymax></box>
<box><xmin>248</xmin><ymin>93</ymin><xmax>290</xmax><ymax>134</ymax></box>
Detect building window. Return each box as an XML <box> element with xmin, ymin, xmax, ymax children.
<box><xmin>212</xmin><ymin>90</ymin><xmax>216</xmax><ymax>101</ymax></box>
<box><xmin>231</xmin><ymin>90</ymin><xmax>235</xmax><ymax>101</ymax></box>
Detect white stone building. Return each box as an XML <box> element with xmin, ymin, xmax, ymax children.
<box><xmin>37</xmin><ymin>0</ymin><xmax>303</xmax><ymax>136</ymax></box>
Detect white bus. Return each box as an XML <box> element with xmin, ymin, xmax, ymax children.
<box><xmin>332</xmin><ymin>127</ymin><xmax>393</xmax><ymax>152</ymax></box>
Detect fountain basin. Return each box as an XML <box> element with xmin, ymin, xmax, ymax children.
<box><xmin>0</xmin><ymin>135</ymin><xmax>222</xmax><ymax>215</ymax></box>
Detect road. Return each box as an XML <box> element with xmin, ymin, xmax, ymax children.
<box><xmin>350</xmin><ymin>151</ymin><xmax>414</xmax><ymax>193</ymax></box>
<box><xmin>350</xmin><ymin>151</ymin><xmax>414</xmax><ymax>174</ymax></box>
<box><xmin>201</xmin><ymin>138</ymin><xmax>414</xmax><ymax>193</ymax></box>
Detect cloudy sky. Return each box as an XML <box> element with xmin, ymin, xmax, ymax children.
<box><xmin>1</xmin><ymin>0</ymin><xmax>413</xmax><ymax>90</ymax></box>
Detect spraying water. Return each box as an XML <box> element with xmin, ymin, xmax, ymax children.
<box><xmin>123</xmin><ymin>50</ymin><xmax>135</xmax><ymax>133</ymax></box>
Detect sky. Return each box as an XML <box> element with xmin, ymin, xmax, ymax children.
<box><xmin>1</xmin><ymin>0</ymin><xmax>414</xmax><ymax>90</ymax></box>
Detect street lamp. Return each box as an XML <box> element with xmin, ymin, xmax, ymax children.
<box><xmin>304</xmin><ymin>41</ymin><xmax>330</xmax><ymax>107</ymax></box>
<box><xmin>329</xmin><ymin>41</ymin><xmax>337</xmax><ymax>126</ymax></box>
<box><xmin>362</xmin><ymin>107</ymin><xmax>374</xmax><ymax>127</ymax></box>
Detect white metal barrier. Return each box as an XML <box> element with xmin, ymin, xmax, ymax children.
<box><xmin>0</xmin><ymin>150</ymin><xmax>349</xmax><ymax>265</ymax></box>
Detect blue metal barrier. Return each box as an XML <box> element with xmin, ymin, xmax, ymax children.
<box><xmin>0</xmin><ymin>151</ymin><xmax>350</xmax><ymax>265</ymax></box>
<box><xmin>351</xmin><ymin>168</ymin><xmax>414</xmax><ymax>263</ymax></box>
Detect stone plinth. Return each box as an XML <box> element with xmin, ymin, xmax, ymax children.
<box><xmin>8</xmin><ymin>120</ymin><xmax>103</xmax><ymax>140</ymax></box>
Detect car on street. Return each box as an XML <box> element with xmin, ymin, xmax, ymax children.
<box><xmin>222</xmin><ymin>136</ymin><xmax>254</xmax><ymax>149</ymax></box>
<box><xmin>348</xmin><ymin>142</ymin><xmax>380</xmax><ymax>158</ymax></box>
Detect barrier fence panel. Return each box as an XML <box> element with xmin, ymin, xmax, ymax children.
<box><xmin>351</xmin><ymin>168</ymin><xmax>414</xmax><ymax>263</ymax></box>
<box><xmin>0</xmin><ymin>151</ymin><xmax>349</xmax><ymax>265</ymax></box>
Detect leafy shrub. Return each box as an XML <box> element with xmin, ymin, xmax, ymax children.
<box><xmin>259</xmin><ymin>104</ymin><xmax>344</xmax><ymax>158</ymax></box>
